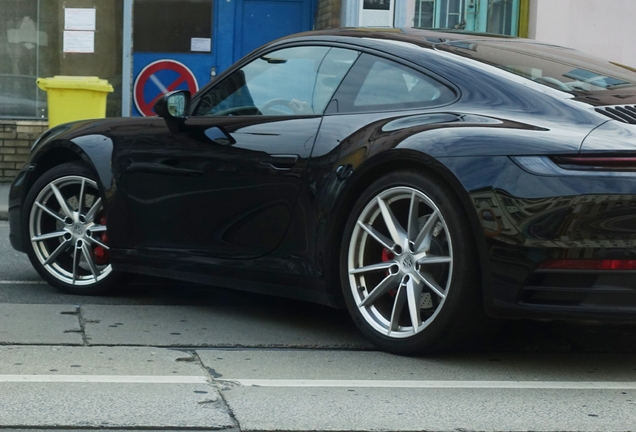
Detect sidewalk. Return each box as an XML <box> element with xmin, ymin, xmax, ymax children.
<box><xmin>0</xmin><ymin>182</ymin><xmax>9</xmax><ymax>221</ymax></box>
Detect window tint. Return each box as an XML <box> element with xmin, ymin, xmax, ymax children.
<box><xmin>331</xmin><ymin>54</ymin><xmax>455</xmax><ymax>113</ymax></box>
<box><xmin>194</xmin><ymin>46</ymin><xmax>358</xmax><ymax>116</ymax></box>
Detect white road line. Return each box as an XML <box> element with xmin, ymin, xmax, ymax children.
<box><xmin>0</xmin><ymin>281</ymin><xmax>47</xmax><ymax>284</ymax></box>
<box><xmin>0</xmin><ymin>375</ymin><xmax>208</xmax><ymax>384</ymax></box>
<box><xmin>221</xmin><ymin>379</ymin><xmax>636</xmax><ymax>390</ymax></box>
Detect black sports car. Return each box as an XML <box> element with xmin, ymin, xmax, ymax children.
<box><xmin>9</xmin><ymin>29</ymin><xmax>636</xmax><ymax>354</ymax></box>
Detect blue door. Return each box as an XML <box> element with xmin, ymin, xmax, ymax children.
<box><xmin>235</xmin><ymin>0</ymin><xmax>311</xmax><ymax>59</ymax></box>
<box><xmin>131</xmin><ymin>0</ymin><xmax>315</xmax><ymax>116</ymax></box>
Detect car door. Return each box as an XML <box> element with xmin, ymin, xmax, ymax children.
<box><xmin>124</xmin><ymin>45</ymin><xmax>359</xmax><ymax>259</ymax></box>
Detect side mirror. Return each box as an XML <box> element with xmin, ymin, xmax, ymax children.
<box><xmin>154</xmin><ymin>90</ymin><xmax>191</xmax><ymax>132</ymax></box>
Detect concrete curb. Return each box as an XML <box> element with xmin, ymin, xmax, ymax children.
<box><xmin>0</xmin><ymin>182</ymin><xmax>10</xmax><ymax>221</ymax></box>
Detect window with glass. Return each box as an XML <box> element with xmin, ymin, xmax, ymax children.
<box><xmin>0</xmin><ymin>0</ymin><xmax>123</xmax><ymax>119</ymax></box>
<box><xmin>194</xmin><ymin>46</ymin><xmax>359</xmax><ymax>116</ymax></box>
<box><xmin>331</xmin><ymin>54</ymin><xmax>456</xmax><ymax>113</ymax></box>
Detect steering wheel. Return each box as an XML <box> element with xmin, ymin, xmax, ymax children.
<box><xmin>260</xmin><ymin>98</ymin><xmax>312</xmax><ymax>115</ymax></box>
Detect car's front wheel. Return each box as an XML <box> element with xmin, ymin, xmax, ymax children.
<box><xmin>340</xmin><ymin>170</ymin><xmax>486</xmax><ymax>354</ymax></box>
<box><xmin>23</xmin><ymin>162</ymin><xmax>124</xmax><ymax>295</ymax></box>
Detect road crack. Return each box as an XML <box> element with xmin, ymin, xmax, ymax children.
<box><xmin>190</xmin><ymin>350</ymin><xmax>241</xmax><ymax>430</ymax></box>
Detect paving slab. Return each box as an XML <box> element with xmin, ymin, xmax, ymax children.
<box><xmin>0</xmin><ymin>346</ymin><xmax>204</xmax><ymax>375</ymax></box>
<box><xmin>0</xmin><ymin>304</ymin><xmax>82</xmax><ymax>345</ymax></box>
<box><xmin>222</xmin><ymin>386</ymin><xmax>636</xmax><ymax>432</ymax></box>
<box><xmin>81</xmin><ymin>304</ymin><xmax>372</xmax><ymax>348</ymax></box>
<box><xmin>0</xmin><ymin>346</ymin><xmax>235</xmax><ymax>429</ymax></box>
<box><xmin>0</xmin><ymin>382</ymin><xmax>235</xmax><ymax>429</ymax></box>
<box><xmin>196</xmin><ymin>349</ymin><xmax>636</xmax><ymax>382</ymax></box>
<box><xmin>201</xmin><ymin>349</ymin><xmax>636</xmax><ymax>431</ymax></box>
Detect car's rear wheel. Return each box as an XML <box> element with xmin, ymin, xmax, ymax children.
<box><xmin>23</xmin><ymin>162</ymin><xmax>124</xmax><ymax>295</ymax></box>
<box><xmin>340</xmin><ymin>170</ymin><xmax>486</xmax><ymax>354</ymax></box>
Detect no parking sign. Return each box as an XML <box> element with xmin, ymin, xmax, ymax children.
<box><xmin>133</xmin><ymin>59</ymin><xmax>199</xmax><ymax>116</ymax></box>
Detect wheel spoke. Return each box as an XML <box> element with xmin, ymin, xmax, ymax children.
<box><xmin>406</xmin><ymin>277</ymin><xmax>424</xmax><ymax>329</ymax></box>
<box><xmin>86</xmin><ymin>235</ymin><xmax>110</xmax><ymax>250</ymax></box>
<box><xmin>85</xmin><ymin>197</ymin><xmax>102</xmax><ymax>223</ymax></box>
<box><xmin>50</xmin><ymin>184</ymin><xmax>73</xmax><ymax>219</ymax></box>
<box><xmin>31</xmin><ymin>231</ymin><xmax>67</xmax><ymax>242</ymax></box>
<box><xmin>35</xmin><ymin>202</ymin><xmax>65</xmax><ymax>223</ymax></box>
<box><xmin>357</xmin><ymin>221</ymin><xmax>393</xmax><ymax>250</ymax></box>
<box><xmin>359</xmin><ymin>273</ymin><xmax>400</xmax><ymax>308</ymax></box>
<box><xmin>43</xmin><ymin>238</ymin><xmax>73</xmax><ymax>266</ymax></box>
<box><xmin>89</xmin><ymin>225</ymin><xmax>107</xmax><ymax>233</ymax></box>
<box><xmin>407</xmin><ymin>191</ymin><xmax>420</xmax><ymax>242</ymax></box>
<box><xmin>80</xmin><ymin>241</ymin><xmax>100</xmax><ymax>279</ymax></box>
<box><xmin>349</xmin><ymin>261</ymin><xmax>396</xmax><ymax>275</ymax></box>
<box><xmin>413</xmin><ymin>210</ymin><xmax>439</xmax><ymax>252</ymax></box>
<box><xmin>417</xmin><ymin>269</ymin><xmax>446</xmax><ymax>299</ymax></box>
<box><xmin>377</xmin><ymin>197</ymin><xmax>407</xmax><ymax>247</ymax></box>
<box><xmin>77</xmin><ymin>178</ymin><xmax>86</xmax><ymax>214</ymax></box>
<box><xmin>72</xmin><ymin>244</ymin><xmax>79</xmax><ymax>285</ymax></box>
<box><xmin>415</xmin><ymin>252</ymin><xmax>452</xmax><ymax>266</ymax></box>
<box><xmin>389</xmin><ymin>279</ymin><xmax>407</xmax><ymax>332</ymax></box>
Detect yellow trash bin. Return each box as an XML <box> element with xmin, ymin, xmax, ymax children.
<box><xmin>36</xmin><ymin>76</ymin><xmax>114</xmax><ymax>128</ymax></box>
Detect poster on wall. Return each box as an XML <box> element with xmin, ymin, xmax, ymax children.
<box><xmin>63</xmin><ymin>8</ymin><xmax>96</xmax><ymax>53</ymax></box>
<box><xmin>64</xmin><ymin>8</ymin><xmax>96</xmax><ymax>31</ymax></box>
<box><xmin>63</xmin><ymin>30</ymin><xmax>95</xmax><ymax>53</ymax></box>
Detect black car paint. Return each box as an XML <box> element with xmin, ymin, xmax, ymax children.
<box><xmin>10</xmin><ymin>29</ymin><xmax>636</xmax><ymax>319</ymax></box>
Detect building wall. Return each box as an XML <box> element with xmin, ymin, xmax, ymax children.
<box><xmin>528</xmin><ymin>0</ymin><xmax>636</xmax><ymax>67</ymax></box>
<box><xmin>315</xmin><ymin>0</ymin><xmax>341</xmax><ymax>29</ymax></box>
<box><xmin>0</xmin><ymin>120</ymin><xmax>47</xmax><ymax>182</ymax></box>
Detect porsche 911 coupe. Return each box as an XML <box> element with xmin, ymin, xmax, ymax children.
<box><xmin>9</xmin><ymin>28</ymin><xmax>636</xmax><ymax>354</ymax></box>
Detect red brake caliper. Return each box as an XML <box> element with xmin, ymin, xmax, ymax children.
<box><xmin>382</xmin><ymin>248</ymin><xmax>397</xmax><ymax>296</ymax></box>
<box><xmin>93</xmin><ymin>215</ymin><xmax>109</xmax><ymax>265</ymax></box>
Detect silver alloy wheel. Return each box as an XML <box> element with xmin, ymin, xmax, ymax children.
<box><xmin>347</xmin><ymin>186</ymin><xmax>453</xmax><ymax>338</ymax></box>
<box><xmin>28</xmin><ymin>175</ymin><xmax>112</xmax><ymax>286</ymax></box>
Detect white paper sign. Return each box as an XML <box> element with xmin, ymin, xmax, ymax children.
<box><xmin>191</xmin><ymin>38</ymin><xmax>211</xmax><ymax>52</ymax></box>
<box><xmin>63</xmin><ymin>30</ymin><xmax>95</xmax><ymax>53</ymax></box>
<box><xmin>65</xmin><ymin>8</ymin><xmax>96</xmax><ymax>31</ymax></box>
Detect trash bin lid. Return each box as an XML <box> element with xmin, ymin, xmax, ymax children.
<box><xmin>37</xmin><ymin>76</ymin><xmax>114</xmax><ymax>93</ymax></box>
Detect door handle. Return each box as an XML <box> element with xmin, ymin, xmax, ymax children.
<box><xmin>127</xmin><ymin>162</ymin><xmax>203</xmax><ymax>177</ymax></box>
<box><xmin>261</xmin><ymin>154</ymin><xmax>299</xmax><ymax>170</ymax></box>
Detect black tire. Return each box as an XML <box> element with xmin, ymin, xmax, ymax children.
<box><xmin>340</xmin><ymin>170</ymin><xmax>488</xmax><ymax>354</ymax></box>
<box><xmin>22</xmin><ymin>162</ymin><xmax>126</xmax><ymax>295</ymax></box>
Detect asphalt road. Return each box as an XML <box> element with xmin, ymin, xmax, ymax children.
<box><xmin>2</xmin><ymin>220</ymin><xmax>636</xmax><ymax>431</ymax></box>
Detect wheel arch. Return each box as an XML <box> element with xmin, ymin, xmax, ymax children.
<box><xmin>324</xmin><ymin>149</ymin><xmax>492</xmax><ymax>307</ymax></box>
<box><xmin>26</xmin><ymin>136</ymin><xmax>114</xmax><ymax>201</ymax></box>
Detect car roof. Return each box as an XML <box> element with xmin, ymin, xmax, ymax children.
<box><xmin>279</xmin><ymin>27</ymin><xmax>518</xmax><ymax>48</ymax></box>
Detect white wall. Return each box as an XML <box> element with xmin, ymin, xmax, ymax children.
<box><xmin>528</xmin><ymin>0</ymin><xmax>636</xmax><ymax>67</ymax></box>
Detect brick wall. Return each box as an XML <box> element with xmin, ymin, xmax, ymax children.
<box><xmin>0</xmin><ymin>120</ymin><xmax>48</xmax><ymax>182</ymax></box>
<box><xmin>315</xmin><ymin>0</ymin><xmax>341</xmax><ymax>30</ymax></box>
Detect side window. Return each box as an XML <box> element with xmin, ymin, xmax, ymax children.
<box><xmin>194</xmin><ymin>46</ymin><xmax>358</xmax><ymax>116</ymax></box>
<box><xmin>331</xmin><ymin>54</ymin><xmax>455</xmax><ymax>113</ymax></box>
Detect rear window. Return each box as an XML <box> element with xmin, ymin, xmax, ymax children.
<box><xmin>445</xmin><ymin>41</ymin><xmax>636</xmax><ymax>93</ymax></box>
<box><xmin>331</xmin><ymin>53</ymin><xmax>456</xmax><ymax>113</ymax></box>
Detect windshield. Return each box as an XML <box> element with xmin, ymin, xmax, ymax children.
<box><xmin>443</xmin><ymin>40</ymin><xmax>636</xmax><ymax>93</ymax></box>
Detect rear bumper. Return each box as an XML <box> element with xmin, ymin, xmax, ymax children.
<box><xmin>489</xmin><ymin>268</ymin><xmax>636</xmax><ymax>322</ymax></box>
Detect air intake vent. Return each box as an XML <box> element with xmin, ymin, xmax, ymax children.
<box><xmin>596</xmin><ymin>105</ymin><xmax>636</xmax><ymax>124</ymax></box>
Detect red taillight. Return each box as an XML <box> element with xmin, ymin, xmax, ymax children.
<box><xmin>538</xmin><ymin>259</ymin><xmax>636</xmax><ymax>270</ymax></box>
<box><xmin>552</xmin><ymin>156</ymin><xmax>636</xmax><ymax>170</ymax></box>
